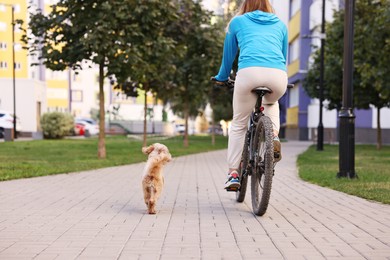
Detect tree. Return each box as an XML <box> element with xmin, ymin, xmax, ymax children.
<box><xmin>23</xmin><ymin>0</ymin><xmax>145</xmax><ymax>158</ymax></box>
<box><xmin>23</xmin><ymin>0</ymin><xmax>179</xmax><ymax>153</ymax></box>
<box><xmin>207</xmin><ymin>2</ymin><xmax>240</xmax><ymax>145</ymax></box>
<box><xmin>303</xmin><ymin>0</ymin><xmax>390</xmax><ymax>149</ymax></box>
<box><xmin>161</xmin><ymin>0</ymin><xmax>223</xmax><ymax>147</ymax></box>
<box><xmin>109</xmin><ymin>0</ymin><xmax>178</xmax><ymax>147</ymax></box>
<box><xmin>354</xmin><ymin>0</ymin><xmax>390</xmax><ymax>149</ymax></box>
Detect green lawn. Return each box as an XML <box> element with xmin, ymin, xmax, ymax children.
<box><xmin>0</xmin><ymin>135</ymin><xmax>228</xmax><ymax>181</ymax></box>
<box><xmin>298</xmin><ymin>144</ymin><xmax>390</xmax><ymax>204</ymax></box>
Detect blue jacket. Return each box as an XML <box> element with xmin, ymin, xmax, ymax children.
<box><xmin>215</xmin><ymin>10</ymin><xmax>288</xmax><ymax>81</ymax></box>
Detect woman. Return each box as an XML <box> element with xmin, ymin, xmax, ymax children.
<box><xmin>213</xmin><ymin>0</ymin><xmax>288</xmax><ymax>190</ymax></box>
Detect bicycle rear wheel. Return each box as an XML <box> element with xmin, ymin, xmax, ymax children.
<box><xmin>251</xmin><ymin>115</ymin><xmax>274</xmax><ymax>216</ymax></box>
<box><xmin>236</xmin><ymin>132</ymin><xmax>249</xmax><ymax>202</ymax></box>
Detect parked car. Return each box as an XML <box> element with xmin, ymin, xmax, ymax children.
<box><xmin>175</xmin><ymin>124</ymin><xmax>185</xmax><ymax>134</ymax></box>
<box><xmin>208</xmin><ymin>124</ymin><xmax>224</xmax><ymax>135</ymax></box>
<box><xmin>75</xmin><ymin>118</ymin><xmax>99</xmax><ymax>136</ymax></box>
<box><xmin>174</xmin><ymin>123</ymin><xmax>195</xmax><ymax>135</ymax></box>
<box><xmin>73</xmin><ymin>122</ymin><xmax>86</xmax><ymax>136</ymax></box>
<box><xmin>0</xmin><ymin>110</ymin><xmax>22</xmax><ymax>138</ymax></box>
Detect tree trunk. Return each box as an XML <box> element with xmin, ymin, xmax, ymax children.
<box><xmin>377</xmin><ymin>107</ymin><xmax>382</xmax><ymax>150</ymax></box>
<box><xmin>143</xmin><ymin>84</ymin><xmax>149</xmax><ymax>147</ymax></box>
<box><xmin>97</xmin><ymin>61</ymin><xmax>106</xmax><ymax>159</ymax></box>
<box><xmin>184</xmin><ymin>100</ymin><xmax>189</xmax><ymax>148</ymax></box>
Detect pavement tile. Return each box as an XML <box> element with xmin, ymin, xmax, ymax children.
<box><xmin>0</xmin><ymin>141</ymin><xmax>389</xmax><ymax>259</ymax></box>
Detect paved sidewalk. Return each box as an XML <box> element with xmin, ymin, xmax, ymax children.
<box><xmin>0</xmin><ymin>141</ymin><xmax>389</xmax><ymax>260</ymax></box>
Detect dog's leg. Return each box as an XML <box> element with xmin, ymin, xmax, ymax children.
<box><xmin>144</xmin><ymin>190</ymin><xmax>149</xmax><ymax>206</ymax></box>
<box><xmin>148</xmin><ymin>199</ymin><xmax>156</xmax><ymax>214</ymax></box>
<box><xmin>147</xmin><ymin>185</ymin><xmax>157</xmax><ymax>214</ymax></box>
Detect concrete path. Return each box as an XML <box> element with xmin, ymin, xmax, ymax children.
<box><xmin>0</xmin><ymin>141</ymin><xmax>389</xmax><ymax>260</ymax></box>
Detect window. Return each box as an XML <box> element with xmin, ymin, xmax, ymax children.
<box><xmin>0</xmin><ymin>42</ymin><xmax>7</xmax><ymax>50</ymax></box>
<box><xmin>289</xmin><ymin>84</ymin><xmax>300</xmax><ymax>107</ymax></box>
<box><xmin>14</xmin><ymin>43</ymin><xmax>22</xmax><ymax>51</ymax></box>
<box><xmin>72</xmin><ymin>90</ymin><xmax>83</xmax><ymax>102</ymax></box>
<box><xmin>0</xmin><ymin>61</ymin><xmax>8</xmax><ymax>69</ymax></box>
<box><xmin>14</xmin><ymin>23</ymin><xmax>22</xmax><ymax>33</ymax></box>
<box><xmin>0</xmin><ymin>22</ymin><xmax>7</xmax><ymax>32</ymax></box>
<box><xmin>289</xmin><ymin>38</ymin><xmax>300</xmax><ymax>63</ymax></box>
<box><xmin>14</xmin><ymin>4</ymin><xmax>21</xmax><ymax>13</ymax></box>
<box><xmin>290</xmin><ymin>0</ymin><xmax>301</xmax><ymax>17</ymax></box>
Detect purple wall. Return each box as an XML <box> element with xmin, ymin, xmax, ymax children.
<box><xmin>355</xmin><ymin>109</ymin><xmax>373</xmax><ymax>128</ymax></box>
<box><xmin>299</xmin><ymin>0</ymin><xmax>313</xmax><ymax>73</ymax></box>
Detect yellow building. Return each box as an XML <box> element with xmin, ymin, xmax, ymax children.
<box><xmin>43</xmin><ymin>2</ymin><xmax>70</xmax><ymax>113</ymax></box>
<box><xmin>0</xmin><ymin>0</ymin><xmax>28</xmax><ymax>79</ymax></box>
<box><xmin>0</xmin><ymin>0</ymin><xmax>46</xmax><ymax>135</ymax></box>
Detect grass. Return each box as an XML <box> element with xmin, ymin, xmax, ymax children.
<box><xmin>298</xmin><ymin>144</ymin><xmax>390</xmax><ymax>204</ymax></box>
<box><xmin>0</xmin><ymin>135</ymin><xmax>228</xmax><ymax>181</ymax></box>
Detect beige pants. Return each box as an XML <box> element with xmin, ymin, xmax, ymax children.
<box><xmin>228</xmin><ymin>67</ymin><xmax>288</xmax><ymax>169</ymax></box>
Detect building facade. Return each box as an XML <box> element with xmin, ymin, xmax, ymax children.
<box><xmin>0</xmin><ymin>0</ymin><xmax>47</xmax><ymax>136</ymax></box>
<box><xmin>1</xmin><ymin>0</ymin><xmax>173</xmax><ymax>136</ymax></box>
<box><xmin>285</xmin><ymin>0</ymin><xmax>390</xmax><ymax>144</ymax></box>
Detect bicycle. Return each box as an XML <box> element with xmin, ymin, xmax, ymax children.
<box><xmin>212</xmin><ymin>78</ymin><xmax>293</xmax><ymax>216</ymax></box>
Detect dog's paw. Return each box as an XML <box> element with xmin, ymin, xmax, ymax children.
<box><xmin>148</xmin><ymin>209</ymin><xmax>156</xmax><ymax>214</ymax></box>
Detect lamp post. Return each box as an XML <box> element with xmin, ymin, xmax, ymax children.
<box><xmin>338</xmin><ymin>0</ymin><xmax>357</xmax><ymax>178</ymax></box>
<box><xmin>68</xmin><ymin>69</ymin><xmax>72</xmax><ymax>114</ymax></box>
<box><xmin>317</xmin><ymin>0</ymin><xmax>326</xmax><ymax>151</ymax></box>
<box><xmin>1</xmin><ymin>3</ymin><xmax>16</xmax><ymax>139</ymax></box>
<box><xmin>11</xmin><ymin>4</ymin><xmax>16</xmax><ymax>139</ymax></box>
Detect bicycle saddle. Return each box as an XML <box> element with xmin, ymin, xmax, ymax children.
<box><xmin>252</xmin><ymin>87</ymin><xmax>272</xmax><ymax>96</ymax></box>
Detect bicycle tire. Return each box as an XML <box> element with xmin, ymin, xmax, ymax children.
<box><xmin>251</xmin><ymin>115</ymin><xmax>274</xmax><ymax>216</ymax></box>
<box><xmin>236</xmin><ymin>132</ymin><xmax>249</xmax><ymax>202</ymax></box>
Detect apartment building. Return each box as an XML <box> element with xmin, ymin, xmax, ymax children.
<box><xmin>0</xmin><ymin>0</ymin><xmax>177</xmax><ymax>137</ymax></box>
<box><xmin>0</xmin><ymin>0</ymin><xmax>116</xmax><ymax>136</ymax></box>
<box><xmin>285</xmin><ymin>0</ymin><xmax>390</xmax><ymax>143</ymax></box>
<box><xmin>0</xmin><ymin>0</ymin><xmax>46</xmax><ymax>136</ymax></box>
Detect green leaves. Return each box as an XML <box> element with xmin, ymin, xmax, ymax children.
<box><xmin>162</xmin><ymin>0</ymin><xmax>224</xmax><ymax>117</ymax></box>
<box><xmin>303</xmin><ymin>0</ymin><xmax>390</xmax><ymax>110</ymax></box>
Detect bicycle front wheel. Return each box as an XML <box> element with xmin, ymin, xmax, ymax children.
<box><xmin>251</xmin><ymin>115</ymin><xmax>274</xmax><ymax>216</ymax></box>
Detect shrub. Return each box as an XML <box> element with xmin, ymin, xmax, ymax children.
<box><xmin>41</xmin><ymin>112</ymin><xmax>74</xmax><ymax>139</ymax></box>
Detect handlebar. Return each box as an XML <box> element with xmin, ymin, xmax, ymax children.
<box><xmin>210</xmin><ymin>77</ymin><xmax>235</xmax><ymax>89</ymax></box>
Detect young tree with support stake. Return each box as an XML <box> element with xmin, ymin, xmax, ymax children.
<box><xmin>23</xmin><ymin>0</ymin><xmax>178</xmax><ymax>156</ymax></box>
<box><xmin>161</xmin><ymin>0</ymin><xmax>222</xmax><ymax>147</ymax></box>
<box><xmin>107</xmin><ymin>1</ymin><xmax>178</xmax><ymax>147</ymax></box>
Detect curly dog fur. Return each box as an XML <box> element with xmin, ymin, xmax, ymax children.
<box><xmin>141</xmin><ymin>143</ymin><xmax>172</xmax><ymax>214</ymax></box>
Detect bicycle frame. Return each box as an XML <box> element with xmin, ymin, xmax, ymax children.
<box><xmin>245</xmin><ymin>90</ymin><xmax>268</xmax><ymax>177</ymax></box>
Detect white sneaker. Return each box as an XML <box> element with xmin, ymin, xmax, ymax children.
<box><xmin>225</xmin><ymin>170</ymin><xmax>240</xmax><ymax>191</ymax></box>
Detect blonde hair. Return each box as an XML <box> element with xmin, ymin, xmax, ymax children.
<box><xmin>227</xmin><ymin>0</ymin><xmax>274</xmax><ymax>31</ymax></box>
<box><xmin>237</xmin><ymin>0</ymin><xmax>274</xmax><ymax>15</ymax></box>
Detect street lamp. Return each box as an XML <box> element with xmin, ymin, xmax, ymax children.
<box><xmin>338</xmin><ymin>0</ymin><xmax>357</xmax><ymax>178</ymax></box>
<box><xmin>1</xmin><ymin>3</ymin><xmax>17</xmax><ymax>139</ymax></box>
<box><xmin>317</xmin><ymin>0</ymin><xmax>326</xmax><ymax>151</ymax></box>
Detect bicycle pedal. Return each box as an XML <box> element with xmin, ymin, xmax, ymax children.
<box><xmin>225</xmin><ymin>187</ymin><xmax>239</xmax><ymax>192</ymax></box>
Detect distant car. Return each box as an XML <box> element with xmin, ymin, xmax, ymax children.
<box><xmin>175</xmin><ymin>124</ymin><xmax>185</xmax><ymax>134</ymax></box>
<box><xmin>0</xmin><ymin>110</ymin><xmax>22</xmax><ymax>138</ymax></box>
<box><xmin>73</xmin><ymin>122</ymin><xmax>86</xmax><ymax>136</ymax></box>
<box><xmin>174</xmin><ymin>123</ymin><xmax>195</xmax><ymax>135</ymax></box>
<box><xmin>75</xmin><ymin>118</ymin><xmax>99</xmax><ymax>136</ymax></box>
<box><xmin>208</xmin><ymin>125</ymin><xmax>224</xmax><ymax>135</ymax></box>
